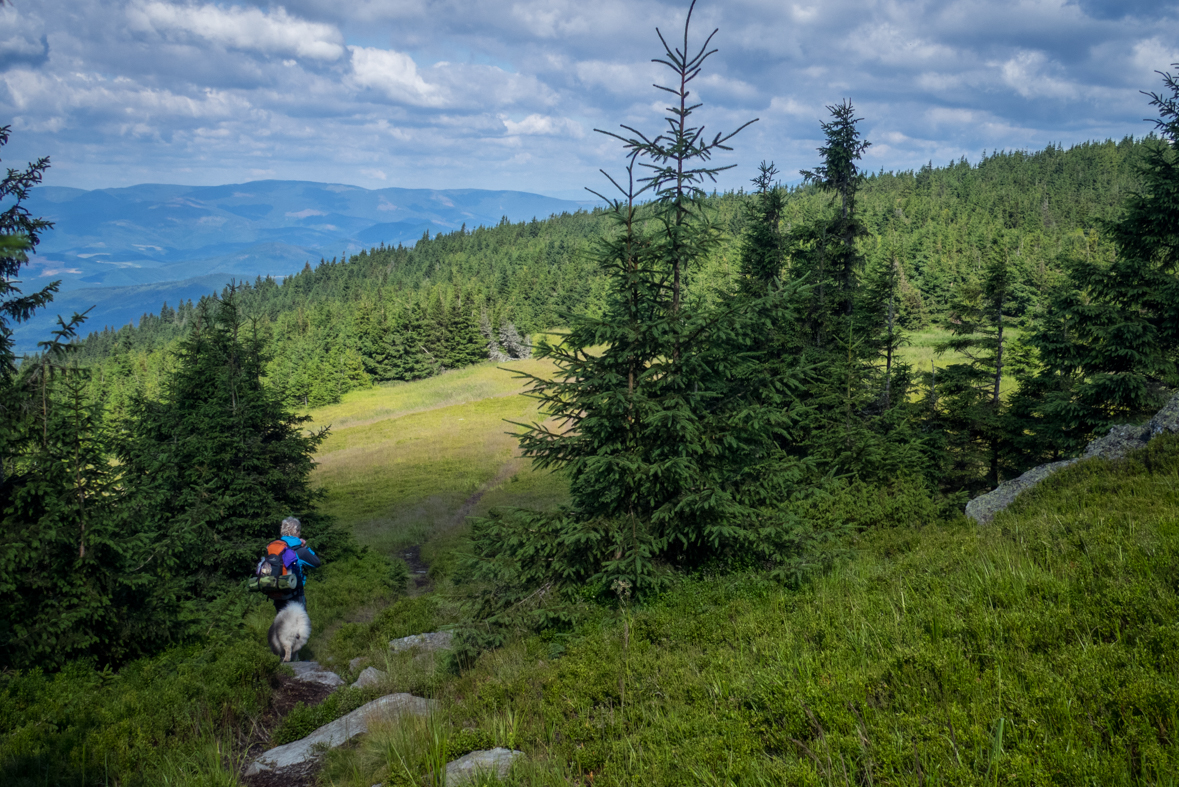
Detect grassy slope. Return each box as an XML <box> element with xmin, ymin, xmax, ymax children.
<box><xmin>306</xmin><ymin>358</ymin><xmax>1179</xmax><ymax>786</ymax></box>
<box><xmin>327</xmin><ymin>437</ymin><xmax>1179</xmax><ymax>787</ymax></box>
<box><xmin>305</xmin><ymin>356</ymin><xmax>570</xmax><ymax>557</ymax></box>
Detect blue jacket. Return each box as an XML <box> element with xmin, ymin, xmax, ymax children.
<box><xmin>280</xmin><ymin>536</ymin><xmax>321</xmax><ymax>574</ymax></box>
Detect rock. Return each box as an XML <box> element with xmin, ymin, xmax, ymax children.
<box><xmin>246</xmin><ymin>693</ymin><xmax>433</xmax><ymax>775</ymax></box>
<box><xmin>349</xmin><ymin>656</ymin><xmax>366</xmax><ymax>671</ymax></box>
<box><xmin>965</xmin><ymin>459</ymin><xmax>1077</xmax><ymax>525</ymax></box>
<box><xmin>1146</xmin><ymin>393</ymin><xmax>1179</xmax><ymax>438</ymax></box>
<box><xmin>1083</xmin><ymin>423</ymin><xmax>1148</xmax><ymax>461</ymax></box>
<box><xmin>286</xmin><ymin>661</ymin><xmax>345</xmax><ymax>688</ymax></box>
<box><xmin>445</xmin><ymin>748</ymin><xmax>524</xmax><ymax>785</ymax></box>
<box><xmin>389</xmin><ymin>631</ymin><xmax>453</xmax><ymax>654</ymax></box>
<box><xmin>351</xmin><ymin>666</ymin><xmax>385</xmax><ymax>689</ymax></box>
<box><xmin>966</xmin><ymin>391</ymin><xmax>1179</xmax><ymax>525</ymax></box>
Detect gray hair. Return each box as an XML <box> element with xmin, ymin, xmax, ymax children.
<box><xmin>280</xmin><ymin>517</ymin><xmax>302</xmax><ymax>537</ymax></box>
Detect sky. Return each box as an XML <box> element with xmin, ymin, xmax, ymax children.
<box><xmin>2</xmin><ymin>0</ymin><xmax>1178</xmax><ymax>200</ymax></box>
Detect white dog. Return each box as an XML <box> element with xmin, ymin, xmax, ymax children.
<box><xmin>268</xmin><ymin>601</ymin><xmax>311</xmax><ymax>662</ymax></box>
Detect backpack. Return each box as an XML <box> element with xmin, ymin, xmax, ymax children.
<box><xmin>247</xmin><ymin>539</ymin><xmax>303</xmax><ymax>599</ymax></box>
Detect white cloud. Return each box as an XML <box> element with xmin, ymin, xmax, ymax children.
<box><xmin>502</xmin><ymin>113</ymin><xmax>583</xmax><ymax>137</ymax></box>
<box><xmin>998</xmin><ymin>50</ymin><xmax>1081</xmax><ymax>99</ymax></box>
<box><xmin>3</xmin><ymin>0</ymin><xmax>1177</xmax><ymax>196</ymax></box>
<box><xmin>128</xmin><ymin>1</ymin><xmax>345</xmax><ymax>61</ymax></box>
<box><xmin>347</xmin><ymin>45</ymin><xmax>446</xmax><ymax>107</ymax></box>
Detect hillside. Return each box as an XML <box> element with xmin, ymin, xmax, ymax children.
<box><xmin>5</xmin><ymin>128</ymin><xmax>1177</xmax><ymax>786</ymax></box>
<box><xmin>12</xmin><ymin>181</ymin><xmax>585</xmax><ymax>352</ymax></box>
<box><xmin>5</xmin><ymin>354</ymin><xmax>1175</xmax><ymax>785</ymax></box>
<box><xmin>64</xmin><ymin>136</ymin><xmax>1149</xmax><ymax>416</ymax></box>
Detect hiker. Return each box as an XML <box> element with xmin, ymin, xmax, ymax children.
<box><xmin>273</xmin><ymin>516</ymin><xmax>322</xmax><ymax>612</ymax></box>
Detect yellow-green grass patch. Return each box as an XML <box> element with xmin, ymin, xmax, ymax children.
<box><xmin>311</xmin><ymin>377</ymin><xmax>567</xmax><ymax>556</ymax></box>
<box><xmin>303</xmin><ymin>356</ymin><xmax>557</xmax><ymax>432</ymax></box>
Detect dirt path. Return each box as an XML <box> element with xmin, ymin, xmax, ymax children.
<box><xmin>452</xmin><ymin>459</ymin><xmax>519</xmax><ymax>526</ymax></box>
<box><xmin>239</xmin><ymin>670</ymin><xmax>338</xmax><ymax>787</ymax></box>
<box><xmin>400</xmin><ymin>543</ymin><xmax>432</xmax><ymax>594</ymax></box>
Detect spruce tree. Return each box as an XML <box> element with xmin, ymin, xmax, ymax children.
<box><xmin>934</xmin><ymin>238</ymin><xmax>1018</xmax><ymax>488</ymax></box>
<box><xmin>510</xmin><ymin>1</ymin><xmax>817</xmax><ymax>591</ymax></box>
<box><xmin>799</xmin><ymin>100</ymin><xmax>871</xmax><ymax>318</ymax></box>
<box><xmin>120</xmin><ymin>294</ymin><xmax>346</xmax><ymax>588</ymax></box>
<box><xmin>1016</xmin><ymin>67</ymin><xmax>1179</xmax><ymax>445</ymax></box>
<box><xmin>444</xmin><ymin>299</ymin><xmax>487</xmax><ymax>368</ymax></box>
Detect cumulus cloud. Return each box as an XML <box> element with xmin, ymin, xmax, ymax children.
<box><xmin>347</xmin><ymin>46</ymin><xmax>445</xmax><ymax>106</ymax></box>
<box><xmin>502</xmin><ymin>113</ymin><xmax>583</xmax><ymax>137</ymax></box>
<box><xmin>128</xmin><ymin>1</ymin><xmax>345</xmax><ymax>61</ymax></box>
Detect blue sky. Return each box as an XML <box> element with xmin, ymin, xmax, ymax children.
<box><xmin>2</xmin><ymin>0</ymin><xmax>1177</xmax><ymax>200</ymax></box>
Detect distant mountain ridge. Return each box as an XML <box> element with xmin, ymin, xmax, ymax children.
<box><xmin>14</xmin><ymin>180</ymin><xmax>587</xmax><ymax>351</ymax></box>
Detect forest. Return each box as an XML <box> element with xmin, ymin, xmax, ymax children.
<box><xmin>3</xmin><ymin>82</ymin><xmax>1178</xmax><ymax>667</ymax></box>
<box><xmin>1</xmin><ymin>11</ymin><xmax>1178</xmax><ymax>783</ymax></box>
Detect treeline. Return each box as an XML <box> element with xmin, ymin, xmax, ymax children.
<box><xmin>68</xmin><ymin>136</ymin><xmax>1145</xmax><ymax>414</ymax></box>
<box><xmin>72</xmin><ymin>212</ymin><xmax>612</xmax><ymax>411</ymax></box>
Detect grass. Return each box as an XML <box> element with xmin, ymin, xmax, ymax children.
<box><xmin>898</xmin><ymin>326</ymin><xmax>1021</xmax><ymax>397</ymax></box>
<box><xmin>321</xmin><ymin>435</ymin><xmax>1179</xmax><ymax>787</ymax></box>
<box><xmin>307</xmin><ymin>357</ymin><xmax>570</xmax><ymax>557</ymax></box>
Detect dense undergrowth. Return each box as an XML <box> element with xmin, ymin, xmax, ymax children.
<box><xmin>323</xmin><ymin>434</ymin><xmax>1179</xmax><ymax>786</ymax></box>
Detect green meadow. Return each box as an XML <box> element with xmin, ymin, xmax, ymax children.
<box><xmin>306</xmin><ymin>355</ymin><xmax>570</xmax><ymax>556</ymax></box>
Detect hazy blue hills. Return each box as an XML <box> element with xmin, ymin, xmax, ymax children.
<box><xmin>14</xmin><ymin>180</ymin><xmax>586</xmax><ymax>352</ymax></box>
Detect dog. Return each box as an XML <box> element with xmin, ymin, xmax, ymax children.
<box><xmin>268</xmin><ymin>601</ymin><xmax>311</xmax><ymax>662</ymax></box>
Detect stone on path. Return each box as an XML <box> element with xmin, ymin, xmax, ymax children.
<box><xmin>445</xmin><ymin>748</ymin><xmax>525</xmax><ymax>785</ymax></box>
<box><xmin>286</xmin><ymin>660</ymin><xmax>344</xmax><ymax>688</ymax></box>
<box><xmin>389</xmin><ymin>631</ymin><xmax>453</xmax><ymax>654</ymax></box>
<box><xmin>246</xmin><ymin>693</ymin><xmax>434</xmax><ymax>775</ymax></box>
<box><xmin>351</xmin><ymin>666</ymin><xmax>385</xmax><ymax>689</ymax></box>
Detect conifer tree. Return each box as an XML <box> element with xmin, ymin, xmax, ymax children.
<box><xmin>443</xmin><ymin>299</ymin><xmax>487</xmax><ymax>368</ymax></box>
<box><xmin>387</xmin><ymin>306</ymin><xmax>437</xmax><ymax>380</ymax></box>
<box><xmin>799</xmin><ymin>100</ymin><xmax>871</xmax><ymax>318</ymax></box>
<box><xmin>120</xmin><ymin>293</ymin><xmax>346</xmax><ymax>587</ymax></box>
<box><xmin>934</xmin><ymin>237</ymin><xmax>1018</xmax><ymax>488</ymax></box>
<box><xmin>353</xmin><ymin>299</ymin><xmax>394</xmax><ymax>381</ymax></box>
<box><xmin>510</xmin><ymin>2</ymin><xmax>818</xmax><ymax>593</ymax></box>
<box><xmin>1014</xmin><ymin>67</ymin><xmax>1179</xmax><ymax>447</ymax></box>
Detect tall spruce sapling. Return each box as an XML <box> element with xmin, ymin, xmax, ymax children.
<box><xmin>738</xmin><ymin>161</ymin><xmax>788</xmax><ymax>295</ymax></box>
<box><xmin>503</xmin><ymin>0</ymin><xmax>826</xmax><ymax>596</ymax></box>
<box><xmin>859</xmin><ymin>237</ymin><xmax>908</xmax><ymax>410</ymax></box>
<box><xmin>799</xmin><ymin>100</ymin><xmax>871</xmax><ymax>318</ymax></box>
<box><xmin>934</xmin><ymin>237</ymin><xmax>1018</xmax><ymax>488</ymax></box>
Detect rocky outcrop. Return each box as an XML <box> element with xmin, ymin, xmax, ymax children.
<box><xmin>246</xmin><ymin>693</ymin><xmax>434</xmax><ymax>775</ymax></box>
<box><xmin>351</xmin><ymin>666</ymin><xmax>385</xmax><ymax>689</ymax></box>
<box><xmin>966</xmin><ymin>391</ymin><xmax>1179</xmax><ymax>525</ymax></box>
<box><xmin>287</xmin><ymin>660</ymin><xmax>345</xmax><ymax>689</ymax></box>
<box><xmin>445</xmin><ymin>748</ymin><xmax>525</xmax><ymax>785</ymax></box>
<box><xmin>389</xmin><ymin>631</ymin><xmax>453</xmax><ymax>654</ymax></box>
